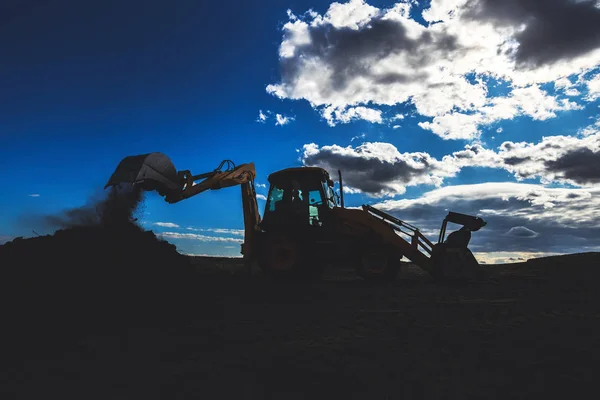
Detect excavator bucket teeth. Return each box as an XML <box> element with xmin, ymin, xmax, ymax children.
<box><xmin>105</xmin><ymin>152</ymin><xmax>181</xmax><ymax>195</ymax></box>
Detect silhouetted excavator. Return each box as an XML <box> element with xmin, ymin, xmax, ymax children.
<box><xmin>105</xmin><ymin>153</ymin><xmax>487</xmax><ymax>281</ymax></box>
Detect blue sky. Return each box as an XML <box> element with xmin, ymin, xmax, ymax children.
<box><xmin>2</xmin><ymin>0</ymin><xmax>600</xmax><ymax>263</ymax></box>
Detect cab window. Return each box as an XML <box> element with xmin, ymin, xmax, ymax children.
<box><xmin>267</xmin><ymin>185</ymin><xmax>284</xmax><ymax>212</ymax></box>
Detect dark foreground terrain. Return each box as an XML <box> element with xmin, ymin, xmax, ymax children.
<box><xmin>2</xmin><ymin>231</ymin><xmax>600</xmax><ymax>399</ymax></box>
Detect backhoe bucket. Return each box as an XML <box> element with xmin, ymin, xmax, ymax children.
<box><xmin>105</xmin><ymin>153</ymin><xmax>182</xmax><ymax>196</ymax></box>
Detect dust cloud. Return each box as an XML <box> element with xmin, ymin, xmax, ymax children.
<box><xmin>42</xmin><ymin>184</ymin><xmax>145</xmax><ymax>231</ymax></box>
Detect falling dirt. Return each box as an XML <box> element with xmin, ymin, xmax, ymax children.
<box><xmin>41</xmin><ymin>184</ymin><xmax>145</xmax><ymax>230</ymax></box>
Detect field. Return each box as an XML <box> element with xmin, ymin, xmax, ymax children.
<box><xmin>3</xmin><ymin>249</ymin><xmax>600</xmax><ymax>399</ymax></box>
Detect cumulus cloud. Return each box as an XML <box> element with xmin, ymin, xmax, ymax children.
<box><xmin>257</xmin><ymin>194</ymin><xmax>267</xmax><ymax>200</ymax></box>
<box><xmin>302</xmin><ymin>121</ymin><xmax>600</xmax><ymax>196</ymax></box>
<box><xmin>586</xmin><ymin>73</ymin><xmax>600</xmax><ymax>101</ymax></box>
<box><xmin>267</xmin><ymin>0</ymin><xmax>599</xmax><ymax>138</ymax></box>
<box><xmin>373</xmin><ymin>182</ymin><xmax>600</xmax><ymax>254</ymax></box>
<box><xmin>496</xmin><ymin>132</ymin><xmax>600</xmax><ymax>185</ymax></box>
<box><xmin>414</xmin><ymin>85</ymin><xmax>581</xmax><ymax>140</ymax></box>
<box><xmin>457</xmin><ymin>0</ymin><xmax>600</xmax><ymax>68</ymax></box>
<box><xmin>323</xmin><ymin>106</ymin><xmax>383</xmax><ymax>126</ymax></box>
<box><xmin>153</xmin><ymin>222</ymin><xmax>180</xmax><ymax>228</ymax></box>
<box><xmin>579</xmin><ymin>117</ymin><xmax>600</xmax><ymax>136</ymax></box>
<box><xmin>302</xmin><ymin>142</ymin><xmax>460</xmax><ymax>196</ymax></box>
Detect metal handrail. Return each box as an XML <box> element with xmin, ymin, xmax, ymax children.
<box><xmin>363</xmin><ymin>205</ymin><xmax>434</xmax><ymax>256</ymax></box>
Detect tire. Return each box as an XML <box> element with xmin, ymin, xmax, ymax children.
<box><xmin>355</xmin><ymin>249</ymin><xmax>401</xmax><ymax>281</ymax></box>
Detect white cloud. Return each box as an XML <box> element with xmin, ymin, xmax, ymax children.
<box><xmin>257</xmin><ymin>194</ymin><xmax>267</xmax><ymax>200</ymax></box>
<box><xmin>320</xmin><ymin>0</ymin><xmax>379</xmax><ymax>30</ymax></box>
<box><xmin>586</xmin><ymin>73</ymin><xmax>600</xmax><ymax>101</ymax></box>
<box><xmin>565</xmin><ymin>88</ymin><xmax>581</xmax><ymax>96</ymax></box>
<box><xmin>153</xmin><ymin>222</ymin><xmax>180</xmax><ymax>228</ymax></box>
<box><xmin>159</xmin><ymin>232</ymin><xmax>243</xmax><ymax>243</ymax></box>
<box><xmin>185</xmin><ymin>227</ymin><xmax>244</xmax><ymax>236</ymax></box>
<box><xmin>255</xmin><ymin>183</ymin><xmax>267</xmax><ymax>188</ymax></box>
<box><xmin>579</xmin><ymin>117</ymin><xmax>600</xmax><ymax>136</ymax></box>
<box><xmin>28</xmin><ymin>194</ymin><xmax>40</xmax><ymax>197</ymax></box>
<box><xmin>275</xmin><ymin>114</ymin><xmax>295</xmax><ymax>126</ymax></box>
<box><xmin>417</xmin><ymin>85</ymin><xmax>582</xmax><ymax>140</ymax></box>
<box><xmin>322</xmin><ymin>106</ymin><xmax>382</xmax><ymax>126</ymax></box>
<box><xmin>257</xmin><ymin>110</ymin><xmax>268</xmax><ymax>123</ymax></box>
<box><xmin>554</xmin><ymin>77</ymin><xmax>573</xmax><ymax>89</ymax></box>
<box><xmin>505</xmin><ymin>226</ymin><xmax>539</xmax><ymax>238</ymax></box>
<box><xmin>256</xmin><ymin>110</ymin><xmax>295</xmax><ymax>126</ymax></box>
<box><xmin>268</xmin><ymin>0</ymin><xmax>600</xmax><ymax>139</ymax></box>
<box><xmin>350</xmin><ymin>133</ymin><xmax>366</xmax><ymax>142</ymax></box>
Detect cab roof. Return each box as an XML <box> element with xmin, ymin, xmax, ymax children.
<box><xmin>268</xmin><ymin>166</ymin><xmax>331</xmax><ymax>184</ymax></box>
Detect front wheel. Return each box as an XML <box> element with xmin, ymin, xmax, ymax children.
<box><xmin>355</xmin><ymin>249</ymin><xmax>401</xmax><ymax>281</ymax></box>
<box><xmin>258</xmin><ymin>235</ymin><xmax>324</xmax><ymax>280</ymax></box>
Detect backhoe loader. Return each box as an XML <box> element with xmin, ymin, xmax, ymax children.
<box><xmin>105</xmin><ymin>152</ymin><xmax>487</xmax><ymax>281</ymax></box>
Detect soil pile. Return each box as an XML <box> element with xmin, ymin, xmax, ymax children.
<box><xmin>0</xmin><ymin>185</ymin><xmax>193</xmax><ymax>338</ymax></box>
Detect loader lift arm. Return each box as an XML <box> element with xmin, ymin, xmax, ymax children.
<box><xmin>363</xmin><ymin>205</ymin><xmax>486</xmax><ymax>275</ymax></box>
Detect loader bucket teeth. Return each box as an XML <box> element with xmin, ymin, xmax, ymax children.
<box><xmin>105</xmin><ymin>152</ymin><xmax>181</xmax><ymax>195</ymax></box>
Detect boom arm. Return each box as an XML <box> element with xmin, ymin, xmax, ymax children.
<box><xmin>105</xmin><ymin>153</ymin><xmax>261</xmax><ymax>262</ymax></box>
<box><xmin>172</xmin><ymin>162</ymin><xmax>262</xmax><ymax>263</ymax></box>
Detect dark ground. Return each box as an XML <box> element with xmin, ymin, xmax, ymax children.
<box><xmin>2</xmin><ymin>245</ymin><xmax>600</xmax><ymax>399</ymax></box>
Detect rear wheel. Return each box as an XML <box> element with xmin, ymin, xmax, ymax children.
<box><xmin>355</xmin><ymin>249</ymin><xmax>401</xmax><ymax>281</ymax></box>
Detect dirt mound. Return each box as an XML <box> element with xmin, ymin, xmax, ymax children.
<box><xmin>0</xmin><ymin>222</ymin><xmax>187</xmax><ymax>281</ymax></box>
<box><xmin>0</xmin><ymin>186</ymin><xmax>197</xmax><ymax>361</ymax></box>
<box><xmin>0</xmin><ymin>185</ymin><xmax>193</xmax><ymax>321</ymax></box>
<box><xmin>527</xmin><ymin>252</ymin><xmax>600</xmax><ymax>266</ymax></box>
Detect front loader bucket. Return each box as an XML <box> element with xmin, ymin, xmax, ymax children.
<box><xmin>105</xmin><ymin>152</ymin><xmax>181</xmax><ymax>195</ymax></box>
<box><xmin>430</xmin><ymin>243</ymin><xmax>487</xmax><ymax>282</ymax></box>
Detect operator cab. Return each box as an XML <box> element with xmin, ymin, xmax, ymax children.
<box><xmin>260</xmin><ymin>167</ymin><xmax>337</xmax><ymax>231</ymax></box>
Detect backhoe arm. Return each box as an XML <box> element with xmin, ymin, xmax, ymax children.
<box><xmin>165</xmin><ymin>161</ymin><xmax>257</xmax><ymax>204</ymax></box>
<box><xmin>105</xmin><ymin>152</ymin><xmax>262</xmax><ymax>262</ymax></box>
